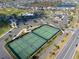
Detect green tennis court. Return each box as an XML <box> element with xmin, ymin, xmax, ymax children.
<box><xmin>32</xmin><ymin>25</ymin><xmax>60</xmax><ymax>40</ymax></box>
<box><xmin>6</xmin><ymin>25</ymin><xmax>60</xmax><ymax>59</ymax></box>
<box><xmin>7</xmin><ymin>33</ymin><xmax>46</xmax><ymax>59</ymax></box>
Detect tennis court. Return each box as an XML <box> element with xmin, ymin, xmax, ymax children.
<box><xmin>32</xmin><ymin>25</ymin><xmax>60</xmax><ymax>40</ymax></box>
<box><xmin>6</xmin><ymin>25</ymin><xmax>60</xmax><ymax>59</ymax></box>
<box><xmin>7</xmin><ymin>33</ymin><xmax>46</xmax><ymax>59</ymax></box>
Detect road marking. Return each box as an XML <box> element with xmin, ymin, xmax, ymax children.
<box><xmin>63</xmin><ymin>36</ymin><xmax>77</xmax><ymax>59</ymax></box>
<box><xmin>56</xmin><ymin>32</ymin><xmax>72</xmax><ymax>59</ymax></box>
<box><xmin>71</xmin><ymin>40</ymin><xmax>79</xmax><ymax>59</ymax></box>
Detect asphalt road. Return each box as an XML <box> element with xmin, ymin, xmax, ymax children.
<box><xmin>56</xmin><ymin>29</ymin><xmax>79</xmax><ymax>59</ymax></box>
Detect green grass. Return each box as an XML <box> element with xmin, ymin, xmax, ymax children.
<box><xmin>29</xmin><ymin>2</ymin><xmax>60</xmax><ymax>7</ymax></box>
<box><xmin>0</xmin><ymin>8</ymin><xmax>33</xmax><ymax>15</ymax></box>
<box><xmin>44</xmin><ymin>10</ymin><xmax>54</xmax><ymax>15</ymax></box>
<box><xmin>0</xmin><ymin>26</ymin><xmax>10</xmax><ymax>36</ymax></box>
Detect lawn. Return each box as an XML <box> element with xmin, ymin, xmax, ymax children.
<box><xmin>0</xmin><ymin>26</ymin><xmax>10</xmax><ymax>36</ymax></box>
<box><xmin>0</xmin><ymin>8</ymin><xmax>33</xmax><ymax>15</ymax></box>
<box><xmin>30</xmin><ymin>2</ymin><xmax>61</xmax><ymax>7</ymax></box>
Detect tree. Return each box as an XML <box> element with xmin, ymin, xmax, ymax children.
<box><xmin>69</xmin><ymin>16</ymin><xmax>73</xmax><ymax>21</ymax></box>
<box><xmin>50</xmin><ymin>52</ymin><xmax>55</xmax><ymax>55</ymax></box>
<box><xmin>54</xmin><ymin>44</ymin><xmax>60</xmax><ymax>49</ymax></box>
<box><xmin>0</xmin><ymin>14</ymin><xmax>9</xmax><ymax>27</ymax></box>
<box><xmin>32</xmin><ymin>55</ymin><xmax>39</xmax><ymax>59</ymax></box>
